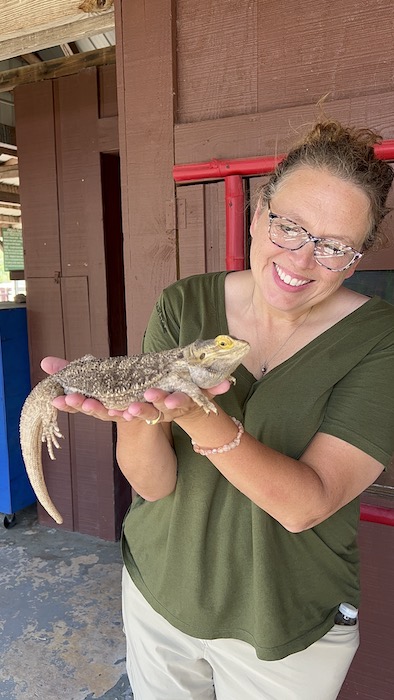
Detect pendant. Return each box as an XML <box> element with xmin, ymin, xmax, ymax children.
<box><xmin>261</xmin><ymin>365</ymin><xmax>267</xmax><ymax>376</ymax></box>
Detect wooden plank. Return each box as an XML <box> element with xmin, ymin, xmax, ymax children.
<box><xmin>0</xmin><ymin>189</ymin><xmax>20</xmax><ymax>204</ymax></box>
<box><xmin>98</xmin><ymin>64</ymin><xmax>118</xmax><ymax>119</ymax></box>
<box><xmin>0</xmin><ymin>124</ymin><xmax>16</xmax><ymax>148</ymax></box>
<box><xmin>177</xmin><ymin>185</ymin><xmax>206</xmax><ymax>278</ymax></box>
<box><xmin>0</xmin><ymin>46</ymin><xmax>116</xmax><ymax>94</ymax></box>
<box><xmin>97</xmin><ymin>116</ymin><xmax>119</xmax><ymax>152</ymax></box>
<box><xmin>177</xmin><ymin>181</ymin><xmax>227</xmax><ymax>277</ymax></box>
<box><xmin>177</xmin><ymin>0</ymin><xmax>257</xmax><ymax>123</ymax></box>
<box><xmin>116</xmin><ymin>0</ymin><xmax>177</xmax><ymax>354</ymax></box>
<box><xmin>175</xmin><ymin>92</ymin><xmax>394</xmax><ymax>164</ymax></box>
<box><xmin>14</xmin><ymin>81</ymin><xmax>61</xmax><ymax>277</ymax></box>
<box><xmin>204</xmin><ymin>181</ymin><xmax>226</xmax><ymax>272</ymax></box>
<box><xmin>61</xmin><ymin>276</ymin><xmax>115</xmax><ymax>539</ymax></box>
<box><xmin>0</xmin><ymin>0</ymin><xmax>114</xmax><ymax>61</ymax></box>
<box><xmin>257</xmin><ymin>0</ymin><xmax>394</xmax><ymax>114</ymax></box>
<box><xmin>0</xmin><ymin>162</ymin><xmax>18</xmax><ymax>178</ymax></box>
<box><xmin>54</xmin><ymin>69</ymin><xmax>110</xmax><ymax>357</ymax></box>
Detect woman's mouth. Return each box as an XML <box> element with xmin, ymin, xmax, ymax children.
<box><xmin>274</xmin><ymin>263</ymin><xmax>312</xmax><ymax>288</ymax></box>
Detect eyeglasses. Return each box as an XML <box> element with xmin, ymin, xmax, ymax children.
<box><xmin>267</xmin><ymin>202</ymin><xmax>364</xmax><ymax>272</ymax></box>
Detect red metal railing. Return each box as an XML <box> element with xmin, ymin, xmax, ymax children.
<box><xmin>173</xmin><ymin>141</ymin><xmax>394</xmax><ymax>526</ymax></box>
<box><xmin>359</xmin><ymin>504</ymin><xmax>394</xmax><ymax>526</ymax></box>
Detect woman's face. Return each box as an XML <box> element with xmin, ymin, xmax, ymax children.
<box><xmin>249</xmin><ymin>166</ymin><xmax>371</xmax><ymax>314</ymax></box>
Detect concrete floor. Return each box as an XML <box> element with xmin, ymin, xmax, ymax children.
<box><xmin>0</xmin><ymin>505</ymin><xmax>133</xmax><ymax>700</ymax></box>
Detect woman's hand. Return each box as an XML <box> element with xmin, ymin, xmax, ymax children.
<box><xmin>40</xmin><ymin>356</ymin><xmax>232</xmax><ymax>424</ymax></box>
<box><xmin>111</xmin><ymin>380</ymin><xmax>232</xmax><ymax>423</ymax></box>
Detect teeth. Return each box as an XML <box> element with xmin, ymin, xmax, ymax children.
<box><xmin>275</xmin><ymin>264</ymin><xmax>310</xmax><ymax>287</ymax></box>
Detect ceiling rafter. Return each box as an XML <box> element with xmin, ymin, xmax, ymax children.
<box><xmin>0</xmin><ymin>0</ymin><xmax>114</xmax><ymax>61</ymax></box>
<box><xmin>0</xmin><ymin>182</ymin><xmax>20</xmax><ymax>204</ymax></box>
<box><xmin>0</xmin><ymin>125</ymin><xmax>17</xmax><ymax>156</ymax></box>
<box><xmin>0</xmin><ymin>45</ymin><xmax>115</xmax><ymax>94</ymax></box>
<box><xmin>0</xmin><ymin>157</ymin><xmax>19</xmax><ymax>179</ymax></box>
<box><xmin>20</xmin><ymin>53</ymin><xmax>43</xmax><ymax>65</ymax></box>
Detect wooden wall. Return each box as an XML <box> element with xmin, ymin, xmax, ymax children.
<box><xmin>115</xmin><ymin>0</ymin><xmax>394</xmax><ymax>697</ymax></box>
<box><xmin>14</xmin><ymin>65</ymin><xmax>128</xmax><ymax>540</ymax></box>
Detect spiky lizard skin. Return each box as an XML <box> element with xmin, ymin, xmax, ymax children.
<box><xmin>20</xmin><ymin>335</ymin><xmax>250</xmax><ymax>525</ymax></box>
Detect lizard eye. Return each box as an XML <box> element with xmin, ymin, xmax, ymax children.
<box><xmin>199</xmin><ymin>352</ymin><xmax>206</xmax><ymax>360</ymax></box>
<box><xmin>215</xmin><ymin>335</ymin><xmax>234</xmax><ymax>349</ymax></box>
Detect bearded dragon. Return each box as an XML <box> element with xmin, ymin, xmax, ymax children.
<box><xmin>20</xmin><ymin>335</ymin><xmax>250</xmax><ymax>525</ymax></box>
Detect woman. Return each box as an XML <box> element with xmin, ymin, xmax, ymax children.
<box><xmin>43</xmin><ymin>120</ymin><xmax>394</xmax><ymax>699</ymax></box>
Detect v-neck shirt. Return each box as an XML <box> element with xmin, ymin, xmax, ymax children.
<box><xmin>122</xmin><ymin>271</ymin><xmax>394</xmax><ymax>660</ymax></box>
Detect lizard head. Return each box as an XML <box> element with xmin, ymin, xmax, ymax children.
<box><xmin>183</xmin><ymin>335</ymin><xmax>250</xmax><ymax>388</ymax></box>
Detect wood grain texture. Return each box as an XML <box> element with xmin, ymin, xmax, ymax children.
<box><xmin>204</xmin><ymin>181</ymin><xmax>226</xmax><ymax>272</ymax></box>
<box><xmin>98</xmin><ymin>64</ymin><xmax>118</xmax><ymax>119</ymax></box>
<box><xmin>177</xmin><ymin>185</ymin><xmax>206</xmax><ymax>278</ymax></box>
<box><xmin>61</xmin><ymin>276</ymin><xmax>115</xmax><ymax>539</ymax></box>
<box><xmin>177</xmin><ymin>0</ymin><xmax>258</xmax><ymax>123</ymax></box>
<box><xmin>14</xmin><ymin>82</ymin><xmax>61</xmax><ymax>279</ymax></box>
<box><xmin>0</xmin><ymin>46</ymin><xmax>116</xmax><ymax>94</ymax></box>
<box><xmin>54</xmin><ymin>69</ymin><xmax>110</xmax><ymax>358</ymax></box>
<box><xmin>257</xmin><ymin>0</ymin><xmax>394</xmax><ymax>113</ymax></box>
<box><xmin>116</xmin><ymin>0</ymin><xmax>177</xmax><ymax>354</ymax></box>
<box><xmin>175</xmin><ymin>91</ymin><xmax>394</xmax><ymax>164</ymax></box>
<box><xmin>0</xmin><ymin>0</ymin><xmax>114</xmax><ymax>61</ymax></box>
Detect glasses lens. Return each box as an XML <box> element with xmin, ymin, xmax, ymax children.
<box><xmin>270</xmin><ymin>217</ymin><xmax>309</xmax><ymax>249</ymax></box>
<box><xmin>314</xmin><ymin>241</ymin><xmax>356</xmax><ymax>271</ymax></box>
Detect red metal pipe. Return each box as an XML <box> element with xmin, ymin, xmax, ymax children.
<box><xmin>360</xmin><ymin>504</ymin><xmax>394</xmax><ymax>526</ymax></box>
<box><xmin>225</xmin><ymin>175</ymin><xmax>245</xmax><ymax>270</ymax></box>
<box><xmin>374</xmin><ymin>140</ymin><xmax>394</xmax><ymax>160</ymax></box>
<box><xmin>173</xmin><ymin>155</ymin><xmax>285</xmax><ymax>183</ymax></box>
<box><xmin>173</xmin><ymin>140</ymin><xmax>394</xmax><ymax>184</ymax></box>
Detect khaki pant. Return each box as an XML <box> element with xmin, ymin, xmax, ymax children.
<box><xmin>122</xmin><ymin>568</ymin><xmax>359</xmax><ymax>700</ymax></box>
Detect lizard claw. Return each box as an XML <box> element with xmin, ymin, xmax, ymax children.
<box><xmin>42</xmin><ymin>421</ymin><xmax>64</xmax><ymax>460</ymax></box>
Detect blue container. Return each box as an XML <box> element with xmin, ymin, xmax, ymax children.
<box><xmin>0</xmin><ymin>305</ymin><xmax>35</xmax><ymax>515</ymax></box>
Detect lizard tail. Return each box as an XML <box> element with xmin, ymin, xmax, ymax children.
<box><xmin>20</xmin><ymin>377</ymin><xmax>65</xmax><ymax>525</ymax></box>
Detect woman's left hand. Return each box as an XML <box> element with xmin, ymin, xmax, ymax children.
<box><xmin>107</xmin><ymin>380</ymin><xmax>232</xmax><ymax>423</ymax></box>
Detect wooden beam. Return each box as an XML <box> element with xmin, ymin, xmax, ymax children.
<box><xmin>0</xmin><ymin>45</ymin><xmax>116</xmax><ymax>93</ymax></box>
<box><xmin>0</xmin><ymin>124</ymin><xmax>16</xmax><ymax>150</ymax></box>
<box><xmin>0</xmin><ymin>183</ymin><xmax>20</xmax><ymax>204</ymax></box>
<box><xmin>0</xmin><ymin>0</ymin><xmax>114</xmax><ymax>62</ymax></box>
<box><xmin>0</xmin><ymin>214</ymin><xmax>21</xmax><ymax>225</ymax></box>
<box><xmin>0</xmin><ymin>202</ymin><xmax>21</xmax><ymax>212</ymax></box>
<box><xmin>20</xmin><ymin>53</ymin><xmax>43</xmax><ymax>65</ymax></box>
<box><xmin>60</xmin><ymin>44</ymin><xmax>75</xmax><ymax>57</ymax></box>
<box><xmin>175</xmin><ymin>91</ymin><xmax>394</xmax><ymax>164</ymax></box>
<box><xmin>0</xmin><ymin>163</ymin><xmax>19</xmax><ymax>179</ymax></box>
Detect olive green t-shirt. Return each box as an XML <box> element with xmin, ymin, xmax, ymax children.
<box><xmin>122</xmin><ymin>271</ymin><xmax>394</xmax><ymax>660</ymax></box>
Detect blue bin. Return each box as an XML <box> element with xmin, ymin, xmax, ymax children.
<box><xmin>0</xmin><ymin>305</ymin><xmax>35</xmax><ymax>515</ymax></box>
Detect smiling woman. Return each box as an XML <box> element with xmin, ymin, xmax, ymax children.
<box><xmin>42</xmin><ymin>118</ymin><xmax>394</xmax><ymax>700</ymax></box>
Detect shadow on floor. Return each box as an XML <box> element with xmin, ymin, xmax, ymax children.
<box><xmin>0</xmin><ymin>505</ymin><xmax>133</xmax><ymax>700</ymax></box>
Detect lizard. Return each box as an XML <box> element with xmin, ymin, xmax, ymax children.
<box><xmin>20</xmin><ymin>335</ymin><xmax>250</xmax><ymax>525</ymax></box>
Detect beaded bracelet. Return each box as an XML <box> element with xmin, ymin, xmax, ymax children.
<box><xmin>191</xmin><ymin>417</ymin><xmax>244</xmax><ymax>456</ymax></box>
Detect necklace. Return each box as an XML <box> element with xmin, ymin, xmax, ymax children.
<box><xmin>260</xmin><ymin>307</ymin><xmax>313</xmax><ymax>376</ymax></box>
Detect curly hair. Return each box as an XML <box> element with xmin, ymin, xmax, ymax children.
<box><xmin>260</xmin><ymin>119</ymin><xmax>394</xmax><ymax>251</ymax></box>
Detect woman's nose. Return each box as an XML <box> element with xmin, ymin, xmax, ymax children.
<box><xmin>290</xmin><ymin>241</ymin><xmax>316</xmax><ymax>269</ymax></box>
